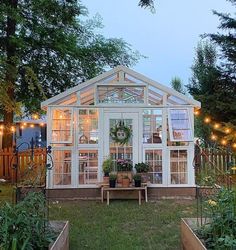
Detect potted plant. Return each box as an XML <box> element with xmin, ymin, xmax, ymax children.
<box><xmin>109</xmin><ymin>174</ymin><xmax>117</xmax><ymax>188</ymax></box>
<box><xmin>116</xmin><ymin>159</ymin><xmax>133</xmax><ymax>183</ymax></box>
<box><xmin>122</xmin><ymin>175</ymin><xmax>130</xmax><ymax>188</ymax></box>
<box><xmin>134</xmin><ymin>162</ymin><xmax>150</xmax><ymax>183</ymax></box>
<box><xmin>102</xmin><ymin>158</ymin><xmax>113</xmax><ymax>183</ymax></box>
<box><xmin>133</xmin><ymin>174</ymin><xmax>142</xmax><ymax>187</ymax></box>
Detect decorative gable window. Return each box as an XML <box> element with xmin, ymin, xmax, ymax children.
<box><xmin>51</xmin><ymin>108</ymin><xmax>73</xmax><ymax>143</ymax></box>
<box><xmin>168</xmin><ymin>109</ymin><xmax>193</xmax><ymax>142</ymax></box>
<box><xmin>97</xmin><ymin>85</ymin><xmax>145</xmax><ymax>104</ymax></box>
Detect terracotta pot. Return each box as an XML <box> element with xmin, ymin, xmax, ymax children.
<box><xmin>122</xmin><ymin>178</ymin><xmax>130</xmax><ymax>188</ymax></box>
<box><xmin>103</xmin><ymin>176</ymin><xmax>109</xmax><ymax>184</ymax></box>
<box><xmin>117</xmin><ymin>172</ymin><xmax>132</xmax><ymax>184</ymax></box>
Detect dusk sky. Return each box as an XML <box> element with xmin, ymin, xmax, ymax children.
<box><xmin>83</xmin><ymin>0</ymin><xmax>232</xmax><ymax>87</ymax></box>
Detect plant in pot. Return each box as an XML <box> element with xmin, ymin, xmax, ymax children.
<box><xmin>133</xmin><ymin>174</ymin><xmax>142</xmax><ymax>187</ymax></box>
<box><xmin>134</xmin><ymin>162</ymin><xmax>150</xmax><ymax>183</ymax></box>
<box><xmin>102</xmin><ymin>158</ymin><xmax>113</xmax><ymax>184</ymax></box>
<box><xmin>116</xmin><ymin>159</ymin><xmax>133</xmax><ymax>184</ymax></box>
<box><xmin>109</xmin><ymin>174</ymin><xmax>117</xmax><ymax>188</ymax></box>
<box><xmin>122</xmin><ymin>175</ymin><xmax>130</xmax><ymax>188</ymax></box>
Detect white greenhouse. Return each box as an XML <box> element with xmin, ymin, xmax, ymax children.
<box><xmin>41</xmin><ymin>66</ymin><xmax>201</xmax><ymax>199</ymax></box>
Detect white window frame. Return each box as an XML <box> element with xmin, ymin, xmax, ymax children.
<box><xmin>50</xmin><ymin>107</ymin><xmax>73</xmax><ymax>144</ymax></box>
<box><xmin>168</xmin><ymin>108</ymin><xmax>193</xmax><ymax>142</ymax></box>
<box><xmin>51</xmin><ymin>148</ymin><xmax>73</xmax><ymax>188</ymax></box>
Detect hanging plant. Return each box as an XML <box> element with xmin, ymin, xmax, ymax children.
<box><xmin>110</xmin><ymin>121</ymin><xmax>132</xmax><ymax>145</ymax></box>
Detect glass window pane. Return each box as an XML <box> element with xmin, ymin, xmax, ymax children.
<box><xmin>143</xmin><ymin>110</ymin><xmax>162</xmax><ymax>144</ymax></box>
<box><xmin>53</xmin><ymin>150</ymin><xmax>71</xmax><ymax>185</ymax></box>
<box><xmin>52</xmin><ymin>109</ymin><xmax>72</xmax><ymax>143</ymax></box>
<box><xmin>168</xmin><ymin>109</ymin><xmax>193</xmax><ymax>142</ymax></box>
<box><xmin>78</xmin><ymin>150</ymin><xmax>98</xmax><ymax>185</ymax></box>
<box><xmin>145</xmin><ymin>150</ymin><xmax>162</xmax><ymax>184</ymax></box>
<box><xmin>170</xmin><ymin>150</ymin><xmax>188</xmax><ymax>184</ymax></box>
<box><xmin>78</xmin><ymin>109</ymin><xmax>98</xmax><ymax>144</ymax></box>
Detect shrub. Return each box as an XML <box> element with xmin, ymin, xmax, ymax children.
<box><xmin>0</xmin><ymin>192</ymin><xmax>56</xmax><ymax>249</ymax></box>
<box><xmin>102</xmin><ymin>158</ymin><xmax>113</xmax><ymax>176</ymax></box>
<box><xmin>133</xmin><ymin>174</ymin><xmax>142</xmax><ymax>181</ymax></box>
<box><xmin>135</xmin><ymin>162</ymin><xmax>149</xmax><ymax>173</ymax></box>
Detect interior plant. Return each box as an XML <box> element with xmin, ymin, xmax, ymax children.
<box><xmin>133</xmin><ymin>174</ymin><xmax>142</xmax><ymax>187</ymax></box>
<box><xmin>0</xmin><ymin>192</ymin><xmax>56</xmax><ymax>249</ymax></box>
<box><xmin>109</xmin><ymin>174</ymin><xmax>117</xmax><ymax>188</ymax></box>
<box><xmin>102</xmin><ymin>158</ymin><xmax>113</xmax><ymax>183</ymax></box>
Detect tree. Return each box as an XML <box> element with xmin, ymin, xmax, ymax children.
<box><xmin>170</xmin><ymin>77</ymin><xmax>186</xmax><ymax>94</ymax></box>
<box><xmin>138</xmin><ymin>0</ymin><xmax>155</xmax><ymax>12</ymax></box>
<box><xmin>207</xmin><ymin>0</ymin><xmax>236</xmax><ymax>82</ymax></box>
<box><xmin>0</xmin><ymin>1</ymin><xmax>140</xmax><ymax>148</ymax></box>
<box><xmin>187</xmin><ymin>41</ymin><xmax>220</xmax><ymax>144</ymax></box>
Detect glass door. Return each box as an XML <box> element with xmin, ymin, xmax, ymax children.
<box><xmin>104</xmin><ymin>112</ymin><xmax>139</xmax><ymax>171</ymax></box>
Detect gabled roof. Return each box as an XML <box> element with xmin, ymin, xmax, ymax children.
<box><xmin>41</xmin><ymin>65</ymin><xmax>201</xmax><ymax>108</ymax></box>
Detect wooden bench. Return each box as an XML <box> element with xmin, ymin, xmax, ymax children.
<box><xmin>101</xmin><ymin>185</ymin><xmax>148</xmax><ymax>205</ymax></box>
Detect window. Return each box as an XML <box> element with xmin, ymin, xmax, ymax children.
<box><xmin>170</xmin><ymin>150</ymin><xmax>188</xmax><ymax>184</ymax></box>
<box><xmin>168</xmin><ymin>109</ymin><xmax>193</xmax><ymax>142</ymax></box>
<box><xmin>51</xmin><ymin>108</ymin><xmax>73</xmax><ymax>143</ymax></box>
<box><xmin>78</xmin><ymin>150</ymin><xmax>98</xmax><ymax>184</ymax></box>
<box><xmin>145</xmin><ymin>150</ymin><xmax>162</xmax><ymax>184</ymax></box>
<box><xmin>97</xmin><ymin>85</ymin><xmax>145</xmax><ymax>104</ymax></box>
<box><xmin>78</xmin><ymin>109</ymin><xmax>98</xmax><ymax>144</ymax></box>
<box><xmin>143</xmin><ymin>110</ymin><xmax>162</xmax><ymax>144</ymax></box>
<box><xmin>53</xmin><ymin>150</ymin><xmax>71</xmax><ymax>186</ymax></box>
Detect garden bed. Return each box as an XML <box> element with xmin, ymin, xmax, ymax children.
<box><xmin>181</xmin><ymin>218</ymin><xmax>207</xmax><ymax>250</ymax></box>
<box><xmin>49</xmin><ymin>221</ymin><xmax>69</xmax><ymax>250</ymax></box>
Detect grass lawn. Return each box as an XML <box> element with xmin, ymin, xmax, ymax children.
<box><xmin>49</xmin><ymin>199</ymin><xmax>196</xmax><ymax>250</ymax></box>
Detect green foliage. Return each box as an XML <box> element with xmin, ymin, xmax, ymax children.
<box><xmin>117</xmin><ymin>159</ymin><xmax>133</xmax><ymax>172</ymax></box>
<box><xmin>171</xmin><ymin>76</ymin><xmax>186</xmax><ymax>94</ymax></box>
<box><xmin>133</xmin><ymin>174</ymin><xmax>142</xmax><ymax>181</ymax></box>
<box><xmin>109</xmin><ymin>174</ymin><xmax>117</xmax><ymax>181</ymax></box>
<box><xmin>0</xmin><ymin>1</ymin><xmax>141</xmax><ymax>116</ymax></box>
<box><xmin>0</xmin><ymin>192</ymin><xmax>55</xmax><ymax>249</ymax></box>
<box><xmin>135</xmin><ymin>162</ymin><xmax>150</xmax><ymax>173</ymax></box>
<box><xmin>102</xmin><ymin>158</ymin><xmax>113</xmax><ymax>176</ymax></box>
<box><xmin>195</xmin><ymin>163</ymin><xmax>216</xmax><ymax>186</ymax></box>
<box><xmin>197</xmin><ymin>188</ymin><xmax>236</xmax><ymax>249</ymax></box>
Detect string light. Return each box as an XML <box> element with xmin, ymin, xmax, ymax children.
<box><xmin>23</xmin><ymin>122</ymin><xmax>27</xmax><ymax>126</ymax></box>
<box><xmin>221</xmin><ymin>139</ymin><xmax>227</xmax><ymax>145</ymax></box>
<box><xmin>40</xmin><ymin>122</ymin><xmax>45</xmax><ymax>126</ymax></box>
<box><xmin>225</xmin><ymin>128</ymin><xmax>231</xmax><ymax>134</ymax></box>
<box><xmin>32</xmin><ymin>114</ymin><xmax>39</xmax><ymax>120</ymax></box>
<box><xmin>11</xmin><ymin>126</ymin><xmax>15</xmax><ymax>132</ymax></box>
<box><xmin>214</xmin><ymin>123</ymin><xmax>220</xmax><ymax>129</ymax></box>
<box><xmin>204</xmin><ymin>117</ymin><xmax>211</xmax><ymax>123</ymax></box>
<box><xmin>30</xmin><ymin>124</ymin><xmax>35</xmax><ymax>128</ymax></box>
<box><xmin>0</xmin><ymin>125</ymin><xmax>4</xmax><ymax>130</ymax></box>
<box><xmin>232</xmin><ymin>143</ymin><xmax>236</xmax><ymax>148</ymax></box>
<box><xmin>194</xmin><ymin>110</ymin><xmax>200</xmax><ymax>116</ymax></box>
<box><xmin>211</xmin><ymin>134</ymin><xmax>217</xmax><ymax>141</ymax></box>
<box><xmin>20</xmin><ymin>125</ymin><xmax>24</xmax><ymax>129</ymax></box>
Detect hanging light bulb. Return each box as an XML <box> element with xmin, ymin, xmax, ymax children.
<box><xmin>232</xmin><ymin>143</ymin><xmax>236</xmax><ymax>148</ymax></box>
<box><xmin>204</xmin><ymin>117</ymin><xmax>211</xmax><ymax>123</ymax></box>
<box><xmin>11</xmin><ymin>126</ymin><xmax>15</xmax><ymax>132</ymax></box>
<box><xmin>40</xmin><ymin>122</ymin><xmax>45</xmax><ymax>126</ymax></box>
<box><xmin>211</xmin><ymin>134</ymin><xmax>217</xmax><ymax>141</ymax></box>
<box><xmin>32</xmin><ymin>114</ymin><xmax>39</xmax><ymax>120</ymax></box>
<box><xmin>0</xmin><ymin>125</ymin><xmax>4</xmax><ymax>130</ymax></box>
<box><xmin>23</xmin><ymin>122</ymin><xmax>27</xmax><ymax>126</ymax></box>
<box><xmin>30</xmin><ymin>124</ymin><xmax>35</xmax><ymax>128</ymax></box>
<box><xmin>214</xmin><ymin>123</ymin><xmax>220</xmax><ymax>129</ymax></box>
<box><xmin>221</xmin><ymin>139</ymin><xmax>227</xmax><ymax>145</ymax></box>
<box><xmin>225</xmin><ymin>128</ymin><xmax>231</xmax><ymax>134</ymax></box>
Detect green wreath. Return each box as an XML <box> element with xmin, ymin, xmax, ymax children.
<box><xmin>110</xmin><ymin>121</ymin><xmax>132</xmax><ymax>145</ymax></box>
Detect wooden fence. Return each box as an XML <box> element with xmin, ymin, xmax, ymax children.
<box><xmin>0</xmin><ymin>147</ymin><xmax>47</xmax><ymax>182</ymax></box>
<box><xmin>195</xmin><ymin>148</ymin><xmax>236</xmax><ymax>174</ymax></box>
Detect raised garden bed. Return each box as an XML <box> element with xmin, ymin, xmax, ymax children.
<box><xmin>181</xmin><ymin>218</ymin><xmax>207</xmax><ymax>250</ymax></box>
<box><xmin>49</xmin><ymin>221</ymin><xmax>69</xmax><ymax>250</ymax></box>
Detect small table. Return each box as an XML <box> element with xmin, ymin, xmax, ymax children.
<box><xmin>101</xmin><ymin>185</ymin><xmax>148</xmax><ymax>205</ymax></box>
